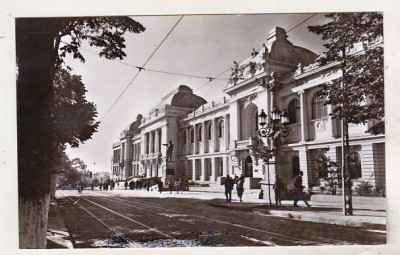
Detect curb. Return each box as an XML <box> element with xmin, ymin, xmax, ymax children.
<box><xmin>207</xmin><ymin>199</ymin><xmax>386</xmax><ymax>230</ymax></box>
<box><xmin>46</xmin><ymin>198</ymin><xmax>75</xmax><ymax>249</ymax></box>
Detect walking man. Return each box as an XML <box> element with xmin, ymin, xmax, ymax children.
<box><xmin>293</xmin><ymin>171</ymin><xmax>311</xmax><ymax>207</ymax></box>
<box><xmin>224</xmin><ymin>175</ymin><xmax>234</xmax><ymax>202</ymax></box>
<box><xmin>158</xmin><ymin>180</ymin><xmax>163</xmax><ymax>194</ymax></box>
<box><xmin>236</xmin><ymin>175</ymin><xmax>245</xmax><ymax>202</ymax></box>
<box><xmin>273</xmin><ymin>174</ymin><xmax>284</xmax><ymax>205</ymax></box>
<box><xmin>168</xmin><ymin>180</ymin><xmax>174</xmax><ymax>194</ymax></box>
<box><xmin>175</xmin><ymin>179</ymin><xmax>181</xmax><ymax>194</ymax></box>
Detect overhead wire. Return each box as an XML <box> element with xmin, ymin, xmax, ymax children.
<box><xmin>71</xmin><ymin>14</ymin><xmax>318</xmax><ymax>122</ymax></box>
<box><xmin>99</xmin><ymin>15</ymin><xmax>184</xmax><ymax>122</ymax></box>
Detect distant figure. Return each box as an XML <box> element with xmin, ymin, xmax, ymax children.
<box><xmin>110</xmin><ymin>180</ymin><xmax>115</xmax><ymax>190</ymax></box>
<box><xmin>124</xmin><ymin>181</ymin><xmax>128</xmax><ymax>189</ymax></box>
<box><xmin>158</xmin><ymin>180</ymin><xmax>163</xmax><ymax>194</ymax></box>
<box><xmin>293</xmin><ymin>171</ymin><xmax>311</xmax><ymax>207</ymax></box>
<box><xmin>175</xmin><ymin>179</ymin><xmax>181</xmax><ymax>194</ymax></box>
<box><xmin>91</xmin><ymin>182</ymin><xmax>94</xmax><ymax>190</ymax></box>
<box><xmin>224</xmin><ymin>175</ymin><xmax>234</xmax><ymax>202</ymax></box>
<box><xmin>168</xmin><ymin>180</ymin><xmax>174</xmax><ymax>194</ymax></box>
<box><xmin>236</xmin><ymin>175</ymin><xmax>245</xmax><ymax>202</ymax></box>
<box><xmin>163</xmin><ymin>140</ymin><xmax>174</xmax><ymax>162</ymax></box>
<box><xmin>273</xmin><ymin>175</ymin><xmax>284</xmax><ymax>205</ymax></box>
<box><xmin>99</xmin><ymin>183</ymin><xmax>103</xmax><ymax>191</ymax></box>
<box><xmin>146</xmin><ymin>180</ymin><xmax>150</xmax><ymax>191</ymax></box>
<box><xmin>259</xmin><ymin>190</ymin><xmax>264</xmax><ymax>199</ymax></box>
<box><xmin>129</xmin><ymin>181</ymin><xmax>134</xmax><ymax>190</ymax></box>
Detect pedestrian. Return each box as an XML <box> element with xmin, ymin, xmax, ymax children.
<box><xmin>99</xmin><ymin>182</ymin><xmax>103</xmax><ymax>191</ymax></box>
<box><xmin>259</xmin><ymin>189</ymin><xmax>264</xmax><ymax>199</ymax></box>
<box><xmin>91</xmin><ymin>182</ymin><xmax>94</xmax><ymax>190</ymax></box>
<box><xmin>236</xmin><ymin>175</ymin><xmax>245</xmax><ymax>202</ymax></box>
<box><xmin>168</xmin><ymin>180</ymin><xmax>174</xmax><ymax>194</ymax></box>
<box><xmin>224</xmin><ymin>175</ymin><xmax>234</xmax><ymax>202</ymax></box>
<box><xmin>293</xmin><ymin>171</ymin><xmax>311</xmax><ymax>207</ymax></box>
<box><xmin>146</xmin><ymin>180</ymin><xmax>150</xmax><ymax>191</ymax></box>
<box><xmin>129</xmin><ymin>181</ymin><xmax>134</xmax><ymax>190</ymax></box>
<box><xmin>124</xmin><ymin>180</ymin><xmax>128</xmax><ymax>189</ymax></box>
<box><xmin>273</xmin><ymin>174</ymin><xmax>284</xmax><ymax>205</ymax></box>
<box><xmin>158</xmin><ymin>180</ymin><xmax>163</xmax><ymax>194</ymax></box>
<box><xmin>175</xmin><ymin>179</ymin><xmax>181</xmax><ymax>194</ymax></box>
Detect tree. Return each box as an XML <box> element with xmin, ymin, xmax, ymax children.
<box><xmin>308</xmin><ymin>12</ymin><xmax>384</xmax><ymax>133</ymax></box>
<box><xmin>53</xmin><ymin>68</ymin><xmax>99</xmax><ymax>148</ymax></box>
<box><xmin>16</xmin><ymin>17</ymin><xmax>145</xmax><ymax>248</ymax></box>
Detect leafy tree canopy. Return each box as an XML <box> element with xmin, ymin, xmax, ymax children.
<box><xmin>308</xmin><ymin>13</ymin><xmax>384</xmax><ymax>134</ymax></box>
<box><xmin>53</xmin><ymin>68</ymin><xmax>99</xmax><ymax>147</ymax></box>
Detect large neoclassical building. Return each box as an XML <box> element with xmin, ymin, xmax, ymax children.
<box><xmin>111</xmin><ymin>27</ymin><xmax>385</xmax><ymax>194</ymax></box>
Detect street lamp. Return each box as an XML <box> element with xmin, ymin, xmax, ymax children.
<box><xmin>248</xmin><ymin>105</ymin><xmax>289</xmax><ymax>205</ymax></box>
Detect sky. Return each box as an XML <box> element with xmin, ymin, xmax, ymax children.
<box><xmin>64</xmin><ymin>13</ymin><xmax>330</xmax><ymax>173</ymax></box>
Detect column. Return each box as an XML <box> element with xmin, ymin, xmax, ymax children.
<box><xmin>228</xmin><ymin>101</ymin><xmax>240</xmax><ymax>147</ymax></box>
<box><xmin>211</xmin><ymin>157</ymin><xmax>216</xmax><ymax>182</ymax></box>
<box><xmin>298</xmin><ymin>90</ymin><xmax>309</xmax><ymax>142</ymax></box>
<box><xmin>212</xmin><ymin>118</ymin><xmax>217</xmax><ymax>153</ymax></box>
<box><xmin>298</xmin><ymin>147</ymin><xmax>310</xmax><ymax>191</ymax></box>
<box><xmin>193</xmin><ymin>124</ymin><xmax>198</xmax><ymax>154</ymax></box>
<box><xmin>200</xmin><ymin>158</ymin><xmax>206</xmax><ymax>181</ymax></box>
<box><xmin>155</xmin><ymin>129</ymin><xmax>160</xmax><ymax>155</ymax></box>
<box><xmin>224</xmin><ymin>114</ymin><xmax>229</xmax><ymax>150</ymax></box>
<box><xmin>192</xmin><ymin>159</ymin><xmax>197</xmax><ymax>181</ymax></box>
<box><xmin>202</xmin><ymin>121</ymin><xmax>207</xmax><ymax>154</ymax></box>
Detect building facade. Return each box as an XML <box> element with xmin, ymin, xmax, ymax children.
<box><xmin>111</xmin><ymin>27</ymin><xmax>385</xmax><ymax>195</ymax></box>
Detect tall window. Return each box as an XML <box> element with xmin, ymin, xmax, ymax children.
<box><xmin>208</xmin><ymin>123</ymin><xmax>213</xmax><ymax>140</ymax></box>
<box><xmin>349</xmin><ymin>152</ymin><xmax>362</xmax><ymax>179</ymax></box>
<box><xmin>190</xmin><ymin>128</ymin><xmax>194</xmax><ymax>143</ymax></box>
<box><xmin>182</xmin><ymin>130</ymin><xmax>186</xmax><ymax>144</ymax></box>
<box><xmin>292</xmin><ymin>156</ymin><xmax>300</xmax><ymax>177</ymax></box>
<box><xmin>218</xmin><ymin>120</ymin><xmax>224</xmax><ymax>138</ymax></box>
<box><xmin>198</xmin><ymin>126</ymin><xmax>202</xmax><ymax>142</ymax></box>
<box><xmin>288</xmin><ymin>99</ymin><xmax>300</xmax><ymax>124</ymax></box>
<box><xmin>312</xmin><ymin>94</ymin><xmax>328</xmax><ymax>119</ymax></box>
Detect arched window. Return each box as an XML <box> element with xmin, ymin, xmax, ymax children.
<box><xmin>182</xmin><ymin>130</ymin><xmax>186</xmax><ymax>144</ymax></box>
<box><xmin>198</xmin><ymin>126</ymin><xmax>203</xmax><ymax>142</ymax></box>
<box><xmin>190</xmin><ymin>128</ymin><xmax>194</xmax><ymax>143</ymax></box>
<box><xmin>349</xmin><ymin>152</ymin><xmax>362</xmax><ymax>179</ymax></box>
<box><xmin>292</xmin><ymin>156</ymin><xmax>300</xmax><ymax>177</ymax></box>
<box><xmin>208</xmin><ymin>123</ymin><xmax>213</xmax><ymax>140</ymax></box>
<box><xmin>317</xmin><ymin>154</ymin><xmax>328</xmax><ymax>178</ymax></box>
<box><xmin>218</xmin><ymin>120</ymin><xmax>224</xmax><ymax>138</ymax></box>
<box><xmin>312</xmin><ymin>94</ymin><xmax>328</xmax><ymax>119</ymax></box>
<box><xmin>288</xmin><ymin>99</ymin><xmax>300</xmax><ymax>124</ymax></box>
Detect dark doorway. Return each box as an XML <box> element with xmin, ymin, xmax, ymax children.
<box><xmin>244</xmin><ymin>156</ymin><xmax>253</xmax><ymax>177</ymax></box>
<box><xmin>292</xmin><ymin>156</ymin><xmax>300</xmax><ymax>177</ymax></box>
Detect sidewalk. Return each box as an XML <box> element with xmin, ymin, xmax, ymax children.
<box><xmin>46</xmin><ymin>198</ymin><xmax>74</xmax><ymax>249</ymax></box>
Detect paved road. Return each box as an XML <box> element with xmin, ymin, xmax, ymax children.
<box><xmin>56</xmin><ymin>189</ymin><xmax>385</xmax><ymax>248</ymax></box>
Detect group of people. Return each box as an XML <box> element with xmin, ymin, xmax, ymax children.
<box><xmin>224</xmin><ymin>171</ymin><xmax>311</xmax><ymax>207</ymax></box>
<box><xmin>224</xmin><ymin>174</ymin><xmax>245</xmax><ymax>202</ymax></box>
<box><xmin>98</xmin><ymin>180</ymin><xmax>115</xmax><ymax>191</ymax></box>
<box><xmin>167</xmin><ymin>179</ymin><xmax>185</xmax><ymax>194</ymax></box>
<box><xmin>125</xmin><ymin>179</ymin><xmax>151</xmax><ymax>190</ymax></box>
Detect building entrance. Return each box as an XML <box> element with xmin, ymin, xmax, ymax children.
<box><xmin>244</xmin><ymin>156</ymin><xmax>253</xmax><ymax>177</ymax></box>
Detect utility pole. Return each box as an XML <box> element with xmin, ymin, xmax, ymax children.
<box><xmin>341</xmin><ymin>47</ymin><xmax>353</xmax><ymax>215</ymax></box>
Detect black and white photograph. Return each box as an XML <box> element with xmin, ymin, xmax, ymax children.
<box><xmin>2</xmin><ymin>0</ymin><xmax>399</xmax><ymax>253</ymax></box>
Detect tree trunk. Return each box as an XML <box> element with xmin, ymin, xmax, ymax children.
<box><xmin>18</xmin><ymin>196</ymin><xmax>50</xmax><ymax>248</ymax></box>
<box><xmin>16</xmin><ymin>18</ymin><xmax>61</xmax><ymax>248</ymax></box>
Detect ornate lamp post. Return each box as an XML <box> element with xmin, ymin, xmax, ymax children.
<box><xmin>248</xmin><ymin>106</ymin><xmax>289</xmax><ymax>205</ymax></box>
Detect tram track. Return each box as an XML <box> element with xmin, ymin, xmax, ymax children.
<box><xmin>87</xmin><ymin>194</ymin><xmax>343</xmax><ymax>246</ymax></box>
<box><xmin>57</xmin><ymin>190</ymin><xmax>384</xmax><ymax>247</ymax></box>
